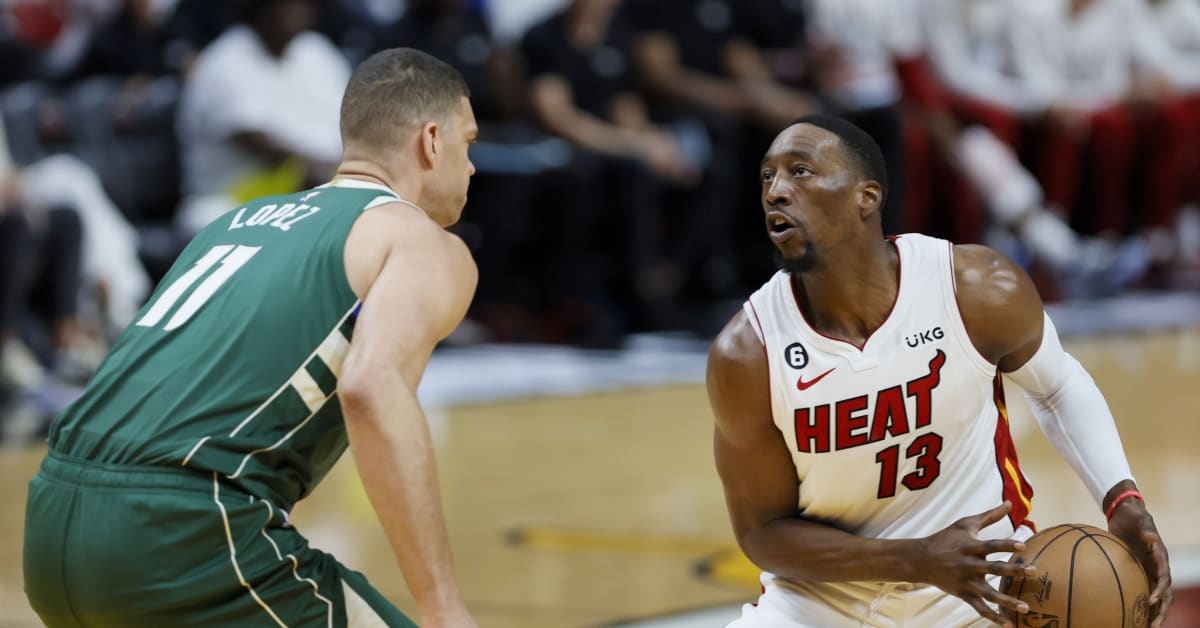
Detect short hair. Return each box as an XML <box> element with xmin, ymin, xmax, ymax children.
<box><xmin>790</xmin><ymin>114</ymin><xmax>888</xmax><ymax>203</ymax></box>
<box><xmin>340</xmin><ymin>48</ymin><xmax>470</xmax><ymax>146</ymax></box>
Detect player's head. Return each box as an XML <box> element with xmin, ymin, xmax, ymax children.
<box><xmin>340</xmin><ymin>48</ymin><xmax>477</xmax><ymax>227</ymax></box>
<box><xmin>760</xmin><ymin>114</ymin><xmax>887</xmax><ymax>274</ymax></box>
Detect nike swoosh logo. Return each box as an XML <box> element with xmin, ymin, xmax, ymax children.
<box><xmin>796</xmin><ymin>367</ymin><xmax>836</xmax><ymax>391</ymax></box>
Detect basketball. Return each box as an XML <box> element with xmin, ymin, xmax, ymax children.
<box><xmin>1001</xmin><ymin>524</ymin><xmax>1151</xmax><ymax>627</ymax></box>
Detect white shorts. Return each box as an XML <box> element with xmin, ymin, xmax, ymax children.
<box><xmin>727</xmin><ymin>573</ymin><xmax>1000</xmax><ymax>628</ymax></box>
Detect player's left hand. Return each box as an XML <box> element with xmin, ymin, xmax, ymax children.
<box><xmin>1107</xmin><ymin>492</ymin><xmax>1172</xmax><ymax>627</ymax></box>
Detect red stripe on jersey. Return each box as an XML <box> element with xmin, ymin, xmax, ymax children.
<box><xmin>992</xmin><ymin>373</ymin><xmax>1036</xmax><ymax>531</ymax></box>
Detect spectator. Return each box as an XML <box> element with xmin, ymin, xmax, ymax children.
<box><xmin>175</xmin><ymin>0</ymin><xmax>349</xmax><ymax>235</ymax></box>
<box><xmin>72</xmin><ymin>0</ymin><xmax>176</xmax><ymax>79</ymax></box>
<box><xmin>0</xmin><ymin>106</ymin><xmax>149</xmax><ymax>347</ymax></box>
<box><xmin>922</xmin><ymin>0</ymin><xmax>1036</xmax><ymax>143</ymax></box>
<box><xmin>734</xmin><ymin>0</ymin><xmax>808</xmax><ymax>59</ymax></box>
<box><xmin>161</xmin><ymin>0</ymin><xmax>244</xmax><ymax>71</ymax></box>
<box><xmin>522</xmin><ymin>0</ymin><xmax>697</xmax><ymax>186</ymax></box>
<box><xmin>1132</xmin><ymin>0</ymin><xmax>1200</xmax><ymax>267</ymax></box>
<box><xmin>0</xmin><ymin>2</ymin><xmax>49</xmax><ymax>88</ymax></box>
<box><xmin>920</xmin><ymin>0</ymin><xmax>1035</xmax><ymax>247</ymax></box>
<box><xmin>621</xmin><ymin>0</ymin><xmax>818</xmax><ymax>131</ymax></box>
<box><xmin>619</xmin><ymin>0</ymin><xmax>822</xmax><ymax>292</ymax></box>
<box><xmin>522</xmin><ymin>0</ymin><xmax>745</xmax><ymax>335</ymax></box>
<box><xmin>1008</xmin><ymin>0</ymin><xmax>1199</xmax><ymax>291</ymax></box>
<box><xmin>1009</xmin><ymin>1</ymin><xmax>1160</xmax><ymax>238</ymax></box>
<box><xmin>0</xmin><ymin>178</ymin><xmax>94</xmax><ymax>417</ymax></box>
<box><xmin>910</xmin><ymin>0</ymin><xmax>1155</xmax><ymax>293</ymax></box>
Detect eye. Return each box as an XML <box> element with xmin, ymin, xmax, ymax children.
<box><xmin>761</xmin><ymin>170</ymin><xmax>774</xmax><ymax>182</ymax></box>
<box><xmin>792</xmin><ymin>165</ymin><xmax>812</xmax><ymax>177</ymax></box>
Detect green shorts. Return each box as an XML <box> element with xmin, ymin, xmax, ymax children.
<box><xmin>24</xmin><ymin>451</ymin><xmax>417</xmax><ymax>628</ymax></box>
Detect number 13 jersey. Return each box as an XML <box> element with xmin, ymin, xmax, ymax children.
<box><xmin>744</xmin><ymin>234</ymin><xmax>1035</xmax><ymax>544</ymax></box>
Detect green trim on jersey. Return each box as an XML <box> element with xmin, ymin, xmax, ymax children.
<box><xmin>49</xmin><ymin>181</ymin><xmax>399</xmax><ymax>509</ymax></box>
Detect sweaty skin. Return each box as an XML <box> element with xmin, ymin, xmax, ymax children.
<box><xmin>709</xmin><ymin>122</ymin><xmax>1171</xmax><ymax>627</ymax></box>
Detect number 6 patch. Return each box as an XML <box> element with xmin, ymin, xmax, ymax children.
<box><xmin>784</xmin><ymin>342</ymin><xmax>809</xmax><ymax>369</ymax></box>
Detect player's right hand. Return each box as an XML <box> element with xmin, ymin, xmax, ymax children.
<box><xmin>913</xmin><ymin>501</ymin><xmax>1035</xmax><ymax>628</ymax></box>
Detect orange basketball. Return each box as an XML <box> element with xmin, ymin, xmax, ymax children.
<box><xmin>1001</xmin><ymin>524</ymin><xmax>1151</xmax><ymax>627</ymax></box>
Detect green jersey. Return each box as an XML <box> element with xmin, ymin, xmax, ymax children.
<box><xmin>50</xmin><ymin>179</ymin><xmax>399</xmax><ymax>510</ymax></box>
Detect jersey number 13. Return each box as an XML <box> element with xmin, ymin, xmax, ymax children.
<box><xmin>875</xmin><ymin>432</ymin><xmax>944</xmax><ymax>499</ymax></box>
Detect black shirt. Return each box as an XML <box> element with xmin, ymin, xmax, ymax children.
<box><xmin>734</xmin><ymin>0</ymin><xmax>808</xmax><ymax>50</ymax></box>
<box><xmin>621</xmin><ymin>0</ymin><xmax>739</xmax><ymax>76</ymax></box>
<box><xmin>519</xmin><ymin>11</ymin><xmax>638</xmax><ymax>120</ymax></box>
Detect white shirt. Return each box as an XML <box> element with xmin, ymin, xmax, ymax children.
<box><xmin>922</xmin><ymin>0</ymin><xmax>1043</xmax><ymax>113</ymax></box>
<box><xmin>1134</xmin><ymin>0</ymin><xmax>1200</xmax><ymax>92</ymax></box>
<box><xmin>177</xmin><ymin>25</ymin><xmax>349</xmax><ymax>209</ymax></box>
<box><xmin>1009</xmin><ymin>0</ymin><xmax>1140</xmax><ymax>111</ymax></box>
<box><xmin>804</xmin><ymin>0</ymin><xmax>923</xmax><ymax>110</ymax></box>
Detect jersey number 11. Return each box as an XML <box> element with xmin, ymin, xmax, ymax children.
<box><xmin>136</xmin><ymin>245</ymin><xmax>261</xmax><ymax>331</ymax></box>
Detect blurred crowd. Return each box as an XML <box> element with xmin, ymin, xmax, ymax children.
<box><xmin>3</xmin><ymin>0</ymin><xmax>1200</xmax><ymax>431</ymax></box>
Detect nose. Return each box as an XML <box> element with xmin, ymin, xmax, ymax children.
<box><xmin>764</xmin><ymin>175</ymin><xmax>791</xmax><ymax>208</ymax></box>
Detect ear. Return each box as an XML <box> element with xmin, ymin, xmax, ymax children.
<box><xmin>857</xmin><ymin>180</ymin><xmax>883</xmax><ymax>221</ymax></box>
<box><xmin>419</xmin><ymin>121</ymin><xmax>440</xmax><ymax>167</ymax></box>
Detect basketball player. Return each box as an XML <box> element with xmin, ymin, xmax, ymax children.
<box><xmin>23</xmin><ymin>48</ymin><xmax>480</xmax><ymax>627</ymax></box>
<box><xmin>707</xmin><ymin>115</ymin><xmax>1172</xmax><ymax>627</ymax></box>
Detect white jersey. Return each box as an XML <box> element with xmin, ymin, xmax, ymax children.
<box><xmin>740</xmin><ymin>234</ymin><xmax>1034</xmax><ymax>625</ymax></box>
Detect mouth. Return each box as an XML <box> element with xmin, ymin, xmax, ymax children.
<box><xmin>765</xmin><ymin>211</ymin><xmax>800</xmax><ymax>243</ymax></box>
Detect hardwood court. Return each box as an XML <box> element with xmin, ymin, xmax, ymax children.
<box><xmin>2</xmin><ymin>327</ymin><xmax>1198</xmax><ymax>627</ymax></box>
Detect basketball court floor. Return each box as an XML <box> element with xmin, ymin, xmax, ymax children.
<box><xmin>1</xmin><ymin>299</ymin><xmax>1198</xmax><ymax>627</ymax></box>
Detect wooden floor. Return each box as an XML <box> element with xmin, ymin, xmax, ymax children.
<box><xmin>2</xmin><ymin>327</ymin><xmax>1198</xmax><ymax>627</ymax></box>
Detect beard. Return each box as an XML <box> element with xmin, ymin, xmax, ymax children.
<box><xmin>774</xmin><ymin>246</ymin><xmax>818</xmax><ymax>275</ymax></box>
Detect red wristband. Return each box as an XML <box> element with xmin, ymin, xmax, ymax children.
<box><xmin>1105</xmin><ymin>490</ymin><xmax>1144</xmax><ymax>521</ymax></box>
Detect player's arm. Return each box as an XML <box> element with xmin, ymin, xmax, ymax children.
<box><xmin>708</xmin><ymin>311</ymin><xmax>1029</xmax><ymax>624</ymax></box>
<box><xmin>954</xmin><ymin>244</ymin><xmax>1172</xmax><ymax>626</ymax></box>
<box><xmin>337</xmin><ymin>204</ymin><xmax>479</xmax><ymax>627</ymax></box>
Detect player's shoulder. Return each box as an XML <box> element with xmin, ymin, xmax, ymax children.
<box><xmin>348</xmin><ymin>203</ymin><xmax>476</xmax><ymax>288</ymax></box>
<box><xmin>375</xmin><ymin>205</ymin><xmax>472</xmax><ymax>263</ymax></box>
<box><xmin>950</xmin><ymin>243</ymin><xmax>1044</xmax><ymax>362</ymax></box>
<box><xmin>357</xmin><ymin>200</ymin><xmax>448</xmax><ymax>236</ymax></box>
<box><xmin>708</xmin><ymin>308</ymin><xmax>764</xmax><ymax>371</ymax></box>
<box><xmin>951</xmin><ymin>244</ymin><xmax>1037</xmax><ymax>310</ymax></box>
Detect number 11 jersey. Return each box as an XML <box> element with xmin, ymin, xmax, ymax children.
<box><xmin>49</xmin><ymin>179</ymin><xmax>399</xmax><ymax>512</ymax></box>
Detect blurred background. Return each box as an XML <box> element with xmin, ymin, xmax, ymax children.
<box><xmin>0</xmin><ymin>0</ymin><xmax>1197</xmax><ymax>626</ymax></box>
